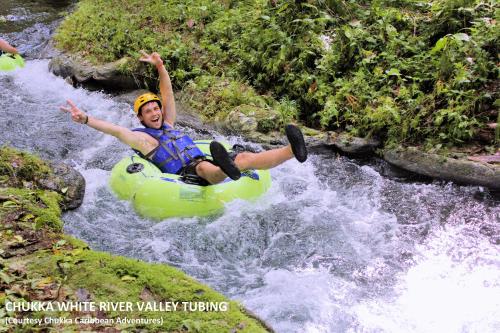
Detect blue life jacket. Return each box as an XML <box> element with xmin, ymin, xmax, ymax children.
<box><xmin>133</xmin><ymin>123</ymin><xmax>205</xmax><ymax>174</ymax></box>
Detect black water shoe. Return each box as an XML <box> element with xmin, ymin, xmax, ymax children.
<box><xmin>285</xmin><ymin>124</ymin><xmax>308</xmax><ymax>163</ymax></box>
<box><xmin>210</xmin><ymin>141</ymin><xmax>241</xmax><ymax>180</ymax></box>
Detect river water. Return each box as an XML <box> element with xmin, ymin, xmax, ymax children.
<box><xmin>1</xmin><ymin>3</ymin><xmax>499</xmax><ymax>333</ymax></box>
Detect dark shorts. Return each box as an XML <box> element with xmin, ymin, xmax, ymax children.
<box><xmin>179</xmin><ymin>144</ymin><xmax>250</xmax><ymax>186</ymax></box>
<box><xmin>180</xmin><ymin>157</ymin><xmax>207</xmax><ymax>176</ymax></box>
<box><xmin>179</xmin><ymin>157</ymin><xmax>211</xmax><ymax>186</ymax></box>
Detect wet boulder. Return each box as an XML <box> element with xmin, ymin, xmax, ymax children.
<box><xmin>37</xmin><ymin>162</ymin><xmax>86</xmax><ymax>211</ymax></box>
<box><xmin>384</xmin><ymin>147</ymin><xmax>500</xmax><ymax>189</ymax></box>
<box><xmin>327</xmin><ymin>132</ymin><xmax>381</xmax><ymax>155</ymax></box>
<box><xmin>49</xmin><ymin>53</ymin><xmax>137</xmax><ymax>91</ymax></box>
<box><xmin>224</xmin><ymin>105</ymin><xmax>280</xmax><ymax>134</ymax></box>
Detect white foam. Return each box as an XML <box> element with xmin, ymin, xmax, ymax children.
<box><xmin>240</xmin><ymin>267</ymin><xmax>355</xmax><ymax>333</ymax></box>
<box><xmin>353</xmin><ymin>225</ymin><xmax>500</xmax><ymax>333</ymax></box>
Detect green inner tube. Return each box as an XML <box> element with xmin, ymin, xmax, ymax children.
<box><xmin>110</xmin><ymin>140</ymin><xmax>272</xmax><ymax>219</ymax></box>
<box><xmin>0</xmin><ymin>53</ymin><xmax>25</xmax><ymax>71</ymax></box>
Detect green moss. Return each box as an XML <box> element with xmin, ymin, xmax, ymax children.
<box><xmin>16</xmin><ymin>246</ymin><xmax>268</xmax><ymax>332</ymax></box>
<box><xmin>0</xmin><ymin>188</ymin><xmax>62</xmax><ymax>231</ymax></box>
<box><xmin>0</xmin><ymin>146</ymin><xmax>51</xmax><ymax>187</ymax></box>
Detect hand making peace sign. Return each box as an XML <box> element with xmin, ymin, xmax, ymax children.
<box><xmin>60</xmin><ymin>99</ymin><xmax>88</xmax><ymax>124</ymax></box>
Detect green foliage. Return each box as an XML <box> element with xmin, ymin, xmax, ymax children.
<box><xmin>54</xmin><ymin>0</ymin><xmax>225</xmax><ymax>85</ymax></box>
<box><xmin>55</xmin><ymin>0</ymin><xmax>499</xmax><ymax>146</ymax></box>
<box><xmin>182</xmin><ymin>75</ymin><xmax>270</xmax><ymax>121</ymax></box>
<box><xmin>276</xmin><ymin>98</ymin><xmax>299</xmax><ymax>127</ymax></box>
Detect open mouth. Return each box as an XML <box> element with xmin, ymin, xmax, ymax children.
<box><xmin>151</xmin><ymin>115</ymin><xmax>161</xmax><ymax>125</ymax></box>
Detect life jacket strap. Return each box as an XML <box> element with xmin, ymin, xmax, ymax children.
<box><xmin>143</xmin><ymin>146</ymin><xmax>159</xmax><ymax>159</ymax></box>
<box><xmin>171</xmin><ymin>141</ymin><xmax>186</xmax><ymax>166</ymax></box>
<box><xmin>178</xmin><ymin>144</ymin><xmax>201</xmax><ymax>161</ymax></box>
<box><xmin>155</xmin><ymin>156</ymin><xmax>175</xmax><ymax>168</ymax></box>
<box><xmin>159</xmin><ymin>141</ymin><xmax>179</xmax><ymax>160</ymax></box>
<box><xmin>162</xmin><ymin>127</ymin><xmax>184</xmax><ymax>140</ymax></box>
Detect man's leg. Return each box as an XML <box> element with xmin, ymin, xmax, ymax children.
<box><xmin>197</xmin><ymin>124</ymin><xmax>308</xmax><ymax>185</ymax></box>
<box><xmin>234</xmin><ymin>146</ymin><xmax>293</xmax><ymax>170</ymax></box>
<box><xmin>195</xmin><ymin>161</ymin><xmax>229</xmax><ymax>185</ymax></box>
<box><xmin>195</xmin><ymin>146</ymin><xmax>294</xmax><ymax>184</ymax></box>
<box><xmin>234</xmin><ymin>124</ymin><xmax>307</xmax><ymax>169</ymax></box>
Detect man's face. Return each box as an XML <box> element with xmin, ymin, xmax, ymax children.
<box><xmin>138</xmin><ymin>101</ymin><xmax>162</xmax><ymax>129</ymax></box>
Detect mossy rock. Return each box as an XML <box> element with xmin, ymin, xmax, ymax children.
<box><xmin>225</xmin><ymin>105</ymin><xmax>279</xmax><ymax>134</ymax></box>
<box><xmin>0</xmin><ymin>146</ymin><xmax>51</xmax><ymax>188</ymax></box>
<box><xmin>384</xmin><ymin>146</ymin><xmax>500</xmax><ymax>189</ymax></box>
<box><xmin>326</xmin><ymin>132</ymin><xmax>380</xmax><ymax>155</ymax></box>
<box><xmin>48</xmin><ymin>53</ymin><xmax>137</xmax><ymax>91</ymax></box>
<box><xmin>0</xmin><ymin>147</ymin><xmax>85</xmax><ymax>210</ymax></box>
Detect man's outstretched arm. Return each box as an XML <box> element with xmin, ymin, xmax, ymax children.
<box><xmin>60</xmin><ymin>99</ymin><xmax>151</xmax><ymax>153</ymax></box>
<box><xmin>139</xmin><ymin>51</ymin><xmax>176</xmax><ymax>126</ymax></box>
<box><xmin>0</xmin><ymin>38</ymin><xmax>18</xmax><ymax>54</ymax></box>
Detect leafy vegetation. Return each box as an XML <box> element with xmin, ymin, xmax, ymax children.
<box><xmin>55</xmin><ymin>0</ymin><xmax>499</xmax><ymax>148</ymax></box>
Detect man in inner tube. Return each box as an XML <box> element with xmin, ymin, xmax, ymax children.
<box><xmin>60</xmin><ymin>51</ymin><xmax>307</xmax><ymax>185</ymax></box>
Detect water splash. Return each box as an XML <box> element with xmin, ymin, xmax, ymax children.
<box><xmin>352</xmin><ymin>224</ymin><xmax>500</xmax><ymax>333</ymax></box>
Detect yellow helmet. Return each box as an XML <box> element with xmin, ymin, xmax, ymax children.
<box><xmin>133</xmin><ymin>93</ymin><xmax>161</xmax><ymax>114</ymax></box>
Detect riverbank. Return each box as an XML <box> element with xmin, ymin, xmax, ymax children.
<box><xmin>46</xmin><ymin>52</ymin><xmax>500</xmax><ymax>190</ymax></box>
<box><xmin>0</xmin><ymin>147</ymin><xmax>271</xmax><ymax>332</ymax></box>
<box><xmin>49</xmin><ymin>0</ymin><xmax>499</xmax><ymax>190</ymax></box>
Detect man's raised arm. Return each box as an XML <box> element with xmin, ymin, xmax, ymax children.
<box><xmin>139</xmin><ymin>51</ymin><xmax>176</xmax><ymax>126</ymax></box>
